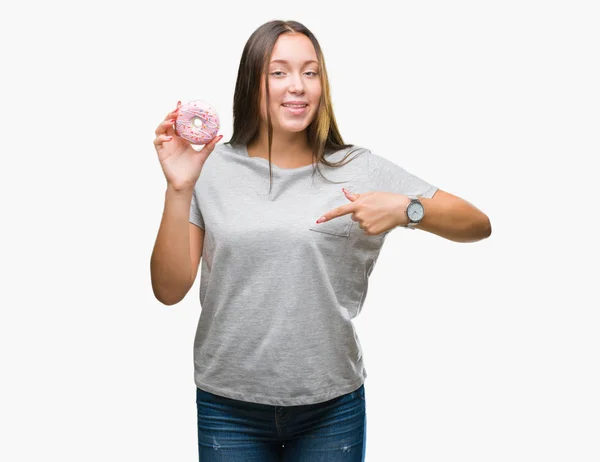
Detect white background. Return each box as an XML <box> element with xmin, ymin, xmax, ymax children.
<box><xmin>1</xmin><ymin>0</ymin><xmax>598</xmax><ymax>460</ymax></box>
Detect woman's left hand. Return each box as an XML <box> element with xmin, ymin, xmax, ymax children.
<box><xmin>315</xmin><ymin>188</ymin><xmax>411</xmax><ymax>236</ymax></box>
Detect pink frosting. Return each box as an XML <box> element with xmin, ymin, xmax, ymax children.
<box><xmin>175</xmin><ymin>100</ymin><xmax>220</xmax><ymax>145</ymax></box>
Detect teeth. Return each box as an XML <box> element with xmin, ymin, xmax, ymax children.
<box><xmin>283</xmin><ymin>104</ymin><xmax>307</xmax><ymax>107</ymax></box>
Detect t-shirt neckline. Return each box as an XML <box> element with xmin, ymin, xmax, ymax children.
<box><xmin>241</xmin><ymin>144</ymin><xmax>317</xmax><ymax>173</ymax></box>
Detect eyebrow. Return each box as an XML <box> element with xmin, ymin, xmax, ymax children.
<box><xmin>270</xmin><ymin>59</ymin><xmax>319</xmax><ymax>65</ymax></box>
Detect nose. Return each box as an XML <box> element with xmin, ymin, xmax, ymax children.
<box><xmin>288</xmin><ymin>74</ymin><xmax>305</xmax><ymax>94</ymax></box>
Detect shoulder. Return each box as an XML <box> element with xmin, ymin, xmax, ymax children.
<box><xmin>362</xmin><ymin>148</ymin><xmax>411</xmax><ymax>173</ymax></box>
<box><xmin>211</xmin><ymin>141</ymin><xmax>239</xmax><ymax>158</ymax></box>
<box><xmin>193</xmin><ymin>143</ymin><xmax>236</xmax><ymax>190</ymax></box>
<box><xmin>323</xmin><ymin>144</ymin><xmax>370</xmax><ymax>165</ymax></box>
<box><xmin>200</xmin><ymin>142</ymin><xmax>240</xmax><ymax>170</ymax></box>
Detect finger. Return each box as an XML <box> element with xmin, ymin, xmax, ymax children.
<box><xmin>210</xmin><ymin>133</ymin><xmax>224</xmax><ymax>146</ymax></box>
<box><xmin>156</xmin><ymin>102</ymin><xmax>181</xmax><ymax>134</ymax></box>
<box><xmin>153</xmin><ymin>134</ymin><xmax>173</xmax><ymax>146</ymax></box>
<box><xmin>343</xmin><ymin>188</ymin><xmax>372</xmax><ymax>200</ymax></box>
<box><xmin>155</xmin><ymin>117</ymin><xmax>177</xmax><ymax>137</ymax></box>
<box><xmin>165</xmin><ymin>107</ymin><xmax>180</xmax><ymax>120</ymax></box>
<box><xmin>343</xmin><ymin>190</ymin><xmax>360</xmax><ymax>201</ymax></box>
<box><xmin>165</xmin><ymin>101</ymin><xmax>181</xmax><ymax>119</ymax></box>
<box><xmin>199</xmin><ymin>134</ymin><xmax>224</xmax><ymax>156</ymax></box>
<box><xmin>315</xmin><ymin>202</ymin><xmax>356</xmax><ymax>223</ymax></box>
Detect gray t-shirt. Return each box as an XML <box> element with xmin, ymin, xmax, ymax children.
<box><xmin>189</xmin><ymin>142</ymin><xmax>438</xmax><ymax>406</ymax></box>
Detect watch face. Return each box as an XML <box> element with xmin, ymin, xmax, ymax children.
<box><xmin>407</xmin><ymin>201</ymin><xmax>424</xmax><ymax>222</ymax></box>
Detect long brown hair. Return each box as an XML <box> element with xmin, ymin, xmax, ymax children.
<box><xmin>227</xmin><ymin>20</ymin><xmax>361</xmax><ymax>192</ymax></box>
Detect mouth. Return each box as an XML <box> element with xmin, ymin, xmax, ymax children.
<box><xmin>281</xmin><ymin>103</ymin><xmax>308</xmax><ymax>114</ymax></box>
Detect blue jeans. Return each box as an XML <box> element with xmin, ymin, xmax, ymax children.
<box><xmin>196</xmin><ymin>384</ymin><xmax>367</xmax><ymax>461</ymax></box>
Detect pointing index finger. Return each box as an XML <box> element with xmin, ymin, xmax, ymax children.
<box><xmin>316</xmin><ymin>202</ymin><xmax>355</xmax><ymax>224</ymax></box>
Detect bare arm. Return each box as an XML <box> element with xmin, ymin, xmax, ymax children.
<box><xmin>150</xmin><ymin>185</ymin><xmax>204</xmax><ymax>305</ymax></box>
<box><xmin>417</xmin><ymin>189</ymin><xmax>492</xmax><ymax>243</ymax></box>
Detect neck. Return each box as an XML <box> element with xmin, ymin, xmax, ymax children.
<box><xmin>247</xmin><ymin>130</ymin><xmax>313</xmax><ymax>161</ymax></box>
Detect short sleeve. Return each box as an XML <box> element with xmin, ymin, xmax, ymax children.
<box><xmin>189</xmin><ymin>190</ymin><xmax>205</xmax><ymax>229</ymax></box>
<box><xmin>366</xmin><ymin>150</ymin><xmax>438</xmax><ymax>198</ymax></box>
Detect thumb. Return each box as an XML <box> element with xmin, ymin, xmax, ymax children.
<box><xmin>342</xmin><ymin>188</ymin><xmax>360</xmax><ymax>201</ymax></box>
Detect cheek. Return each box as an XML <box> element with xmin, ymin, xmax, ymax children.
<box><xmin>309</xmin><ymin>83</ymin><xmax>322</xmax><ymax>102</ymax></box>
<box><xmin>267</xmin><ymin>91</ymin><xmax>285</xmax><ymax>113</ymax></box>
<box><xmin>314</xmin><ymin>80</ymin><xmax>323</xmax><ymax>94</ymax></box>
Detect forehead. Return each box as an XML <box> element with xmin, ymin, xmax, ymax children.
<box><xmin>270</xmin><ymin>34</ymin><xmax>318</xmax><ymax>65</ymax></box>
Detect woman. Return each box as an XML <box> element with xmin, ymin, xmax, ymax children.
<box><xmin>151</xmin><ymin>19</ymin><xmax>491</xmax><ymax>462</ymax></box>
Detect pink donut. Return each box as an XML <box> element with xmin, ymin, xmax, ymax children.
<box><xmin>175</xmin><ymin>99</ymin><xmax>220</xmax><ymax>145</ymax></box>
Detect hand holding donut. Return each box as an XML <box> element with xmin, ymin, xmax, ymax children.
<box><xmin>153</xmin><ymin>101</ymin><xmax>222</xmax><ymax>192</ymax></box>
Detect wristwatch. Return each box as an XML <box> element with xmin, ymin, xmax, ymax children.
<box><xmin>405</xmin><ymin>196</ymin><xmax>424</xmax><ymax>229</ymax></box>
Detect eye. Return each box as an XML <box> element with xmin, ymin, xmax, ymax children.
<box><xmin>270</xmin><ymin>71</ymin><xmax>319</xmax><ymax>77</ymax></box>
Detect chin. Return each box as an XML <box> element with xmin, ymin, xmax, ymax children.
<box><xmin>284</xmin><ymin>124</ymin><xmax>309</xmax><ymax>132</ymax></box>
<box><xmin>274</xmin><ymin>121</ymin><xmax>311</xmax><ymax>133</ymax></box>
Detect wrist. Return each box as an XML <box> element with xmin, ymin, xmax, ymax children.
<box><xmin>166</xmin><ymin>184</ymin><xmax>195</xmax><ymax>201</ymax></box>
<box><xmin>395</xmin><ymin>195</ymin><xmax>411</xmax><ymax>227</ymax></box>
<box><xmin>166</xmin><ymin>182</ymin><xmax>194</xmax><ymax>195</ymax></box>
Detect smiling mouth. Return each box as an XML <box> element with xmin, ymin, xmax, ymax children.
<box><xmin>281</xmin><ymin>104</ymin><xmax>308</xmax><ymax>115</ymax></box>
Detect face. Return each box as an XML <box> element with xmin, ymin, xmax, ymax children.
<box><xmin>259</xmin><ymin>33</ymin><xmax>322</xmax><ymax>135</ymax></box>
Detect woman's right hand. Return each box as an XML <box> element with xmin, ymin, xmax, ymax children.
<box><xmin>153</xmin><ymin>101</ymin><xmax>223</xmax><ymax>192</ymax></box>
